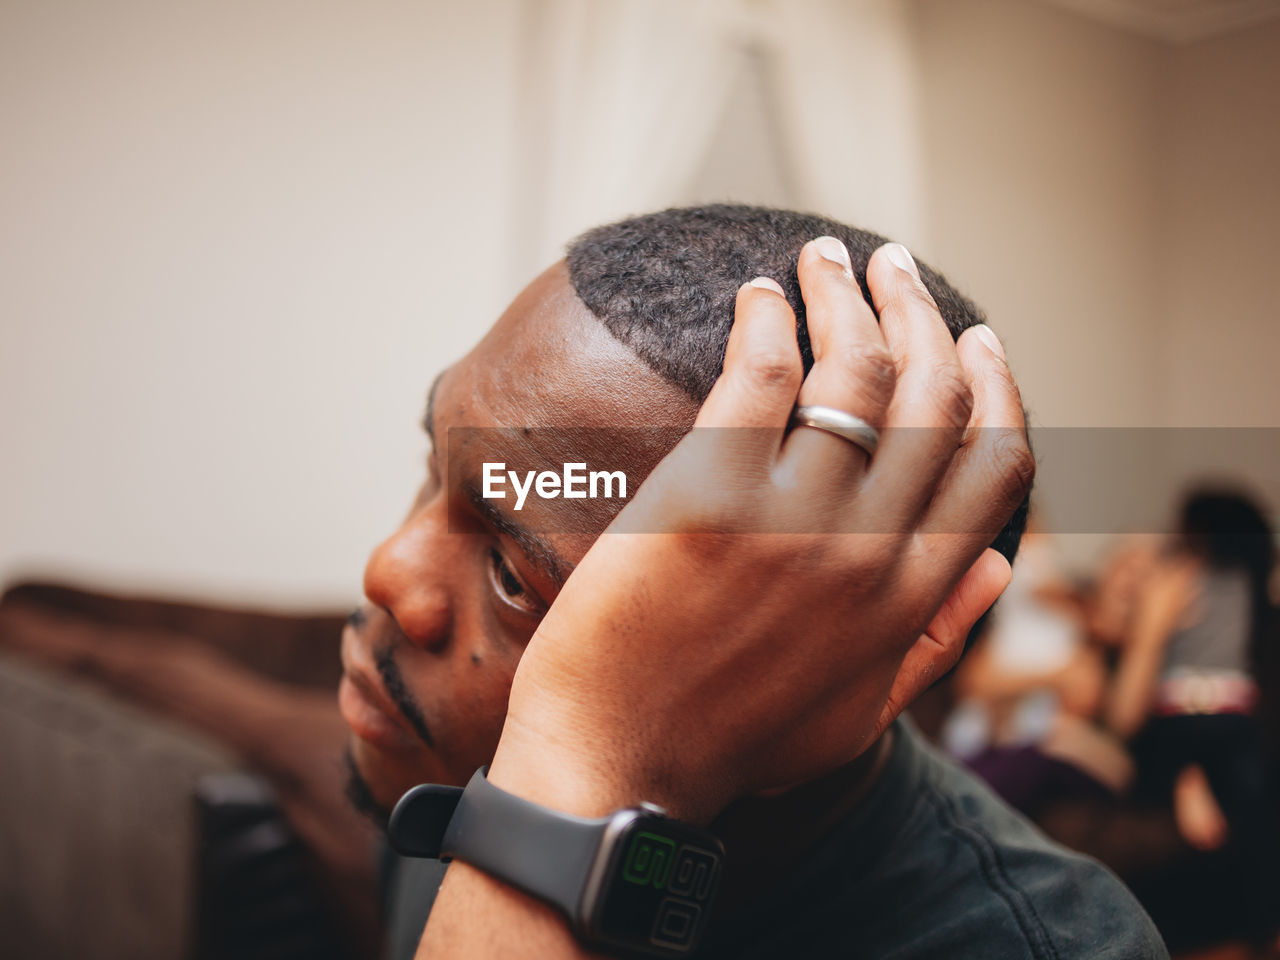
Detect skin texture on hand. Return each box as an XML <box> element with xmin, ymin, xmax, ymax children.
<box><xmin>489</xmin><ymin>240</ymin><xmax>1029</xmax><ymax>823</ymax></box>
<box><xmin>418</xmin><ymin>238</ymin><xmax>1032</xmax><ymax>958</ymax></box>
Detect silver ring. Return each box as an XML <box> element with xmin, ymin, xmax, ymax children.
<box><xmin>790</xmin><ymin>405</ymin><xmax>880</xmax><ymax>457</ymax></box>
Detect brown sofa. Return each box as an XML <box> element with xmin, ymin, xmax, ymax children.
<box><xmin>0</xmin><ymin>581</ymin><xmax>371</xmax><ymax>960</ymax></box>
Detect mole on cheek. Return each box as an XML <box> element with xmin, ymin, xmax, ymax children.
<box><xmin>470</xmin><ymin>651</ymin><xmax>483</xmax><ymax>665</ymax></box>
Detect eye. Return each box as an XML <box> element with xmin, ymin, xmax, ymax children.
<box><xmin>488</xmin><ymin>547</ymin><xmax>538</xmax><ymax>614</ymax></box>
<box><xmin>492</xmin><ymin>549</ymin><xmax>523</xmax><ymax>597</ymax></box>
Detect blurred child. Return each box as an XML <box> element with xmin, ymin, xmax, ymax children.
<box><xmin>945</xmin><ymin>517</ymin><xmax>1133</xmax><ymax>816</ymax></box>
<box><xmin>1107</xmin><ymin>488</ymin><xmax>1278</xmax><ymax>946</ymax></box>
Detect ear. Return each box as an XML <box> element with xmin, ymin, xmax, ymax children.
<box><xmin>872</xmin><ymin>548</ymin><xmax>1013</xmax><ymax>740</ymax></box>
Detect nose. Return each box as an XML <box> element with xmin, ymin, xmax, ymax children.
<box><xmin>363</xmin><ymin>504</ymin><xmax>454</xmax><ymax>652</ymax></box>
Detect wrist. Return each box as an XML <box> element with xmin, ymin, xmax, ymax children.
<box><xmin>488</xmin><ymin>736</ymin><xmax>633</xmax><ymax>819</ymax></box>
<box><xmin>489</xmin><ymin>717</ymin><xmax>726</xmax><ymax>826</ymax></box>
<box><xmin>447</xmin><ymin>762</ymin><xmax>726</xmax><ymax>958</ymax></box>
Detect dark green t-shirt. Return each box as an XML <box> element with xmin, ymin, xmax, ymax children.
<box><xmin>383</xmin><ymin>718</ymin><xmax>1167</xmax><ymax>959</ymax></box>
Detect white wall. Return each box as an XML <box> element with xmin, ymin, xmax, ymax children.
<box><xmin>908</xmin><ymin>0</ymin><xmax>1279</xmax><ymax>567</ymax></box>
<box><xmin>0</xmin><ymin>0</ymin><xmax>527</xmax><ymax>606</ymax></box>
<box><xmin>2</xmin><ymin>0</ymin><xmax>1277</xmax><ymax>605</ymax></box>
<box><xmin>1156</xmin><ymin>19</ymin><xmax>1280</xmax><ymax>428</ymax></box>
<box><xmin>912</xmin><ymin>0</ymin><xmax>1164</xmax><ymax>429</ymax></box>
<box><xmin>912</xmin><ymin>0</ymin><xmax>1280</xmax><ymax>433</ymax></box>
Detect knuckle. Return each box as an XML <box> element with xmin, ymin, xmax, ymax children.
<box><xmin>674</xmin><ymin>484</ymin><xmax>751</xmax><ymax>536</ymax></box>
<box><xmin>674</xmin><ymin>529</ymin><xmax>739</xmax><ymax>567</ymax></box>
<box><xmin>940</xmin><ymin>633</ymin><xmax>966</xmax><ymax>670</ymax></box>
<box><xmin>742</xmin><ymin>348</ymin><xmax>801</xmax><ymax>393</ymax></box>
<box><xmin>845</xmin><ymin>533</ymin><xmax>902</xmax><ymax>579</ymax></box>
<box><xmin>991</xmin><ymin>430</ymin><xmax>1036</xmax><ymax>501</ymax></box>
<box><xmin>887</xmin><ymin>280</ymin><xmax>940</xmax><ymax>322</ymax></box>
<box><xmin>846</xmin><ymin>343</ymin><xmax>897</xmax><ymax>402</ymax></box>
<box><xmin>985</xmin><ymin>352</ymin><xmax>1024</xmax><ymax>404</ymax></box>
<box><xmin>924</xmin><ymin>365</ymin><xmax>973</xmax><ymax>428</ymax></box>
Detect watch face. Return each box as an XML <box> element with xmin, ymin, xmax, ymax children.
<box><xmin>590</xmin><ymin>815</ymin><xmax>723</xmax><ymax>958</ymax></box>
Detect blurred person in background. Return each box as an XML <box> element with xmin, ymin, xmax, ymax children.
<box><xmin>944</xmin><ymin>513</ymin><xmax>1134</xmax><ymax>818</ymax></box>
<box><xmin>1107</xmin><ymin>488</ymin><xmax>1279</xmax><ymax>950</ymax></box>
<box><xmin>1089</xmin><ymin>536</ymin><xmax>1165</xmax><ymax>663</ymax></box>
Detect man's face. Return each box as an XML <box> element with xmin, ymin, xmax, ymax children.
<box><xmin>341</xmin><ymin>262</ymin><xmax>694</xmax><ymax>815</ymax></box>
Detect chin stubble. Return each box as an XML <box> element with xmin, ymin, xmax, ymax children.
<box><xmin>343</xmin><ymin>747</ymin><xmax>393</xmax><ymax>831</ymax></box>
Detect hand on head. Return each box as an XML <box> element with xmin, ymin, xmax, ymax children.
<box><xmin>491</xmin><ymin>237</ymin><xmax>1033</xmax><ymax>824</ymax></box>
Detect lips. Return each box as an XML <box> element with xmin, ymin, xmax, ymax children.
<box><xmin>339</xmin><ymin>673</ymin><xmax>422</xmax><ymax>751</ymax></box>
<box><xmin>339</xmin><ymin>628</ymin><xmax>422</xmax><ymax>753</ymax></box>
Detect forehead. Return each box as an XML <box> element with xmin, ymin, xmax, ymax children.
<box><xmin>431</xmin><ymin>262</ymin><xmax>694</xmax><ymax>553</ymax></box>
<box><xmin>443</xmin><ymin>260</ymin><xmax>691</xmax><ymax>431</ymax></box>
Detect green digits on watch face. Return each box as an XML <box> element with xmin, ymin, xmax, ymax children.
<box><xmin>584</xmin><ymin>814</ymin><xmax>723</xmax><ymax>957</ymax></box>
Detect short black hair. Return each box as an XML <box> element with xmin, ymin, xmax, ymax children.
<box><xmin>566</xmin><ymin>203</ymin><xmax>1029</xmax><ymax>570</ymax></box>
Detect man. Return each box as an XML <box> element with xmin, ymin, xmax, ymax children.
<box><xmin>342</xmin><ymin>205</ymin><xmax>1166</xmax><ymax>959</ymax></box>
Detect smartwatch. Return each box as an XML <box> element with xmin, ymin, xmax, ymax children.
<box><xmin>388</xmin><ymin>768</ymin><xmax>724</xmax><ymax>958</ymax></box>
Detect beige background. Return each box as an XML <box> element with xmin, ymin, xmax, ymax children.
<box><xmin>2</xmin><ymin>0</ymin><xmax>1277</xmax><ymax>605</ymax></box>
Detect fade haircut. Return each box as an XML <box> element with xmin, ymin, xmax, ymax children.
<box><xmin>565</xmin><ymin>203</ymin><xmax>1030</xmax><ymax>571</ymax></box>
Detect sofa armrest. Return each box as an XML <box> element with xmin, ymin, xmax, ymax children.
<box><xmin>0</xmin><ymin>651</ymin><xmax>238</xmax><ymax>960</ymax></box>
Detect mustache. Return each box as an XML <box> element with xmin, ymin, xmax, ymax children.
<box><xmin>375</xmin><ymin>644</ymin><xmax>436</xmax><ymax>749</ymax></box>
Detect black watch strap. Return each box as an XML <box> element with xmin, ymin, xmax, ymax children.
<box><xmin>387</xmin><ymin>782</ymin><xmax>463</xmax><ymax>858</ymax></box>
<box><xmin>389</xmin><ymin>768</ymin><xmax>610</xmax><ymax>923</ymax></box>
<box><xmin>390</xmin><ymin>769</ymin><xmax>723</xmax><ymax>958</ymax></box>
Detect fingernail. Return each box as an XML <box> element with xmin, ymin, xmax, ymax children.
<box><xmin>748</xmin><ymin>276</ymin><xmax>785</xmax><ymax>294</ymax></box>
<box><xmin>812</xmin><ymin>236</ymin><xmax>851</xmax><ymax>272</ymax></box>
<box><xmin>973</xmin><ymin>323</ymin><xmax>1006</xmax><ymax>360</ymax></box>
<box><xmin>885</xmin><ymin>243</ymin><xmax>919</xmax><ymax>279</ymax></box>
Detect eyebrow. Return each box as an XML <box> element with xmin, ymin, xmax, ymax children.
<box><xmin>461</xmin><ymin>479</ymin><xmax>571</xmax><ymax>588</ymax></box>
